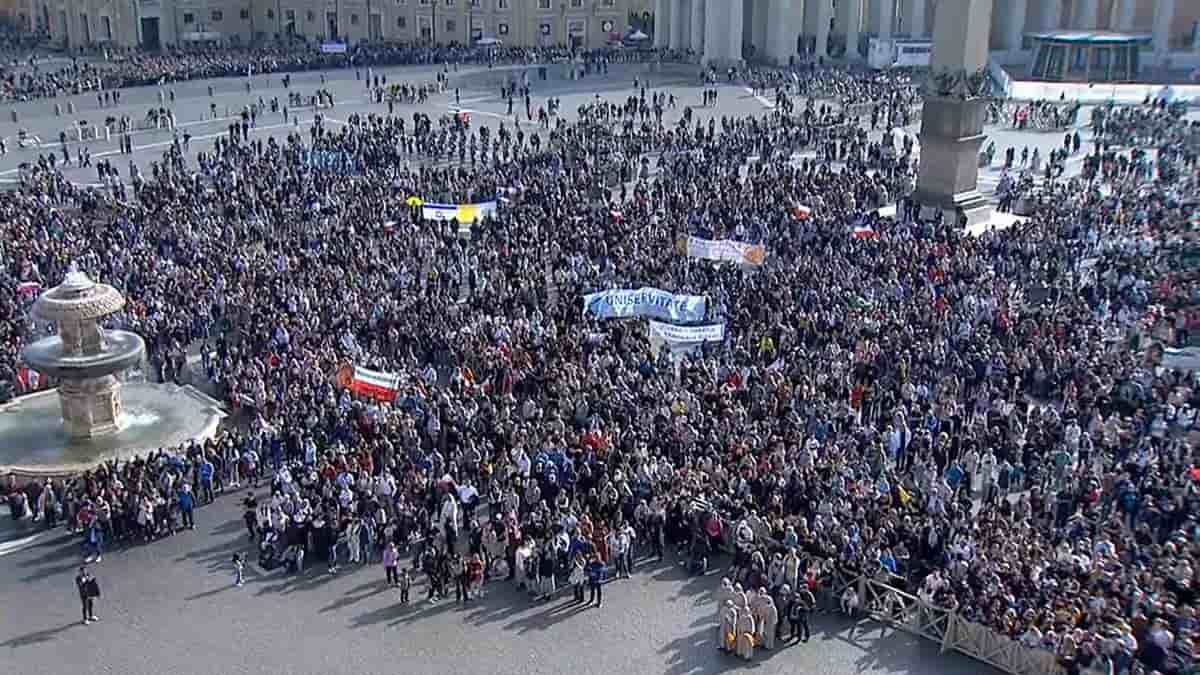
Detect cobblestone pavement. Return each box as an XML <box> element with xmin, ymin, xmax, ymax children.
<box><xmin>0</xmin><ymin>487</ymin><xmax>995</xmax><ymax>675</ymax></box>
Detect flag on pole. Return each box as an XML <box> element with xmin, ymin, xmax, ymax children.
<box><xmin>791</xmin><ymin>204</ymin><xmax>813</xmax><ymax>220</ymax></box>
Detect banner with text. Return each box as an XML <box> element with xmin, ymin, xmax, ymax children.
<box><xmin>648</xmin><ymin>321</ymin><xmax>725</xmax><ymax>345</ymax></box>
<box><xmin>422</xmin><ymin>200</ymin><xmax>498</xmax><ymax>223</ymax></box>
<box><xmin>681</xmin><ymin>236</ymin><xmax>767</xmax><ymax>266</ymax></box>
<box><xmin>584</xmin><ymin>287</ymin><xmax>707</xmax><ymax>322</ymax></box>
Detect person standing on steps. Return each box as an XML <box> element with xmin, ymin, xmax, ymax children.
<box><xmin>75</xmin><ymin>566</ymin><xmax>100</xmax><ymax>625</ymax></box>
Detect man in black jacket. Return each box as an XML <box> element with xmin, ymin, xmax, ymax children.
<box><xmin>75</xmin><ymin>566</ymin><xmax>100</xmax><ymax>625</ymax></box>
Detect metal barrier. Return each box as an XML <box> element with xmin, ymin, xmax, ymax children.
<box><xmin>846</xmin><ymin>572</ymin><xmax>1068</xmax><ymax>675</ymax></box>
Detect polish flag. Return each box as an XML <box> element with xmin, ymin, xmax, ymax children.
<box><xmin>853</xmin><ymin>225</ymin><xmax>879</xmax><ymax>239</ymax></box>
<box><xmin>16</xmin><ymin>281</ymin><xmax>40</xmax><ymax>296</ymax></box>
<box><xmin>791</xmin><ymin>204</ymin><xmax>812</xmax><ymax>220</ymax></box>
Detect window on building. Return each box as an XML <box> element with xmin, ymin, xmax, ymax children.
<box><xmin>350</xmin><ymin>13</ymin><xmax>358</xmax><ymax>24</ymax></box>
<box><xmin>537</xmin><ymin>0</ymin><xmax>550</xmax><ymax>9</ymax></box>
<box><xmin>419</xmin><ymin>0</ymin><xmax>429</xmax><ymax>5</ymax></box>
<box><xmin>397</xmin><ymin>16</ymin><xmax>406</xmax><ymax>28</ymax></box>
<box><xmin>307</xmin><ymin>10</ymin><xmax>315</xmax><ymax>21</ymax></box>
<box><xmin>445</xmin><ymin>0</ymin><xmax>454</xmax><ymax>6</ymax></box>
<box><xmin>470</xmin><ymin>0</ymin><xmax>480</xmax><ymax>7</ymax></box>
<box><xmin>183</xmin><ymin>12</ymin><xmax>194</xmax><ymax>23</ymax></box>
<box><xmin>497</xmin><ymin>0</ymin><xmax>509</xmax><ymax>9</ymax></box>
<box><xmin>212</xmin><ymin>10</ymin><xmax>223</xmax><ymax>21</ymax></box>
<box><xmin>498</xmin><ymin>22</ymin><xmax>508</xmax><ymax>35</ymax></box>
<box><xmin>418</xmin><ymin>16</ymin><xmax>431</xmax><ymax>38</ymax></box>
<box><xmin>266</xmin><ymin>8</ymin><xmax>275</xmax><ymax>19</ymax></box>
<box><xmin>571</xmin><ymin>0</ymin><xmax>582</xmax><ymax>7</ymax></box>
<box><xmin>446</xmin><ymin>19</ymin><xmax>455</xmax><ymax>32</ymax></box>
<box><xmin>285</xmin><ymin>9</ymin><xmax>295</xmax><ymax>21</ymax></box>
<box><xmin>601</xmin><ymin>0</ymin><xmax>614</xmax><ymax>6</ymax></box>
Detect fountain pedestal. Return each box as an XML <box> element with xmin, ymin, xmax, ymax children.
<box><xmin>59</xmin><ymin>375</ymin><xmax>123</xmax><ymax>438</ymax></box>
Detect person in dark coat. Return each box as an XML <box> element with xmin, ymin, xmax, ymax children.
<box><xmin>75</xmin><ymin>566</ymin><xmax>100</xmax><ymax>625</ymax></box>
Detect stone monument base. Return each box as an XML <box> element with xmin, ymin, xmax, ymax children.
<box><xmin>913</xmin><ymin>188</ymin><xmax>994</xmax><ymax>229</ymax></box>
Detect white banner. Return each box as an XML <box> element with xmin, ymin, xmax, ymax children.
<box><xmin>681</xmin><ymin>236</ymin><xmax>766</xmax><ymax>266</ymax></box>
<box><xmin>648</xmin><ymin>321</ymin><xmax>725</xmax><ymax>345</ymax></box>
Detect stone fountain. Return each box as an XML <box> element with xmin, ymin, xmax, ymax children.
<box><xmin>21</xmin><ymin>271</ymin><xmax>146</xmax><ymax>437</ymax></box>
<box><xmin>0</xmin><ymin>272</ymin><xmax>226</xmax><ymax>481</ymax></box>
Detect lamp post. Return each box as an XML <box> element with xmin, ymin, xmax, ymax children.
<box><xmin>431</xmin><ymin>0</ymin><xmax>436</xmax><ymax>45</ymax></box>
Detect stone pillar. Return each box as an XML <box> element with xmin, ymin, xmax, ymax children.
<box><xmin>655</xmin><ymin>0</ymin><xmax>671</xmax><ymax>47</ymax></box>
<box><xmin>876</xmin><ymin>0</ymin><xmax>894</xmax><ymax>38</ymax></box>
<box><xmin>691</xmin><ymin>0</ymin><xmax>705</xmax><ymax>57</ymax></box>
<box><xmin>1007</xmin><ymin>0</ymin><xmax>1027</xmax><ymax>52</ymax></box>
<box><xmin>815</xmin><ymin>0</ymin><xmax>832</xmax><ymax>57</ymax></box>
<box><xmin>767</xmin><ymin>0</ymin><xmax>798</xmax><ymax>64</ymax></box>
<box><xmin>1153</xmin><ymin>0</ymin><xmax>1175</xmax><ymax>63</ymax></box>
<box><xmin>750</xmin><ymin>0</ymin><xmax>768</xmax><ymax>58</ymax></box>
<box><xmin>841</xmin><ymin>0</ymin><xmax>861</xmax><ymax>59</ymax></box>
<box><xmin>914</xmin><ymin>0</ymin><xmax>994</xmax><ymax>227</ymax></box>
<box><xmin>1075</xmin><ymin>0</ymin><xmax>1098</xmax><ymax>29</ymax></box>
<box><xmin>1040</xmin><ymin>0</ymin><xmax>1061</xmax><ymax>31</ymax></box>
<box><xmin>904</xmin><ymin>0</ymin><xmax>926</xmax><ymax>37</ymax></box>
<box><xmin>678</xmin><ymin>0</ymin><xmax>692</xmax><ymax>50</ymax></box>
<box><xmin>669</xmin><ymin>0</ymin><xmax>685</xmax><ymax>50</ymax></box>
<box><xmin>1115</xmin><ymin>0</ymin><xmax>1135</xmax><ymax>32</ymax></box>
<box><xmin>727</xmin><ymin>0</ymin><xmax>744</xmax><ymax>63</ymax></box>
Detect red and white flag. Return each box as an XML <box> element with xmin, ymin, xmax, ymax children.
<box><xmin>853</xmin><ymin>225</ymin><xmax>879</xmax><ymax>239</ymax></box>
<box><xmin>791</xmin><ymin>204</ymin><xmax>812</xmax><ymax>220</ymax></box>
<box><xmin>16</xmin><ymin>281</ymin><xmax>40</xmax><ymax>296</ymax></box>
<box><xmin>336</xmin><ymin>364</ymin><xmax>401</xmax><ymax>402</ymax></box>
<box><xmin>16</xmin><ymin>367</ymin><xmax>40</xmax><ymax>390</ymax></box>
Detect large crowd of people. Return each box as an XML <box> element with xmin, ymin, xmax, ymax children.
<box><xmin>1</xmin><ymin>47</ymin><xmax>1198</xmax><ymax>675</ymax></box>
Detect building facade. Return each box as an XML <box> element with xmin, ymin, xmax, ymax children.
<box><xmin>18</xmin><ymin>0</ymin><xmax>651</xmax><ymax>51</ymax></box>
<box><xmin>654</xmin><ymin>0</ymin><xmax>1200</xmax><ymax>68</ymax></box>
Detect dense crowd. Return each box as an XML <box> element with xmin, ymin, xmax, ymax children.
<box><xmin>1</xmin><ymin>56</ymin><xmax>1199</xmax><ymax>675</ymax></box>
<box><xmin>0</xmin><ymin>43</ymin><xmax>672</xmax><ymax>100</ymax></box>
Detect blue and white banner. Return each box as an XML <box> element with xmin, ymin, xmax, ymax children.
<box><xmin>648</xmin><ymin>321</ymin><xmax>725</xmax><ymax>345</ymax></box>
<box><xmin>422</xmin><ymin>200</ymin><xmax>498</xmax><ymax>223</ymax></box>
<box><xmin>583</xmin><ymin>287</ymin><xmax>707</xmax><ymax>322</ymax></box>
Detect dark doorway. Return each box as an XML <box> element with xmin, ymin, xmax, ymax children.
<box><xmin>140</xmin><ymin>17</ymin><xmax>160</xmax><ymax>50</ymax></box>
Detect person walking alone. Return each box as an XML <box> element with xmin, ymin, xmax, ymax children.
<box><xmin>75</xmin><ymin>566</ymin><xmax>100</xmax><ymax>625</ymax></box>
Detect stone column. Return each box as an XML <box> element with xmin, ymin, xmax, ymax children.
<box><xmin>1153</xmin><ymin>0</ymin><xmax>1175</xmax><ymax>62</ymax></box>
<box><xmin>1075</xmin><ymin>0</ymin><xmax>1098</xmax><ymax>29</ymax></box>
<box><xmin>876</xmin><ymin>0</ymin><xmax>894</xmax><ymax>38</ymax></box>
<box><xmin>655</xmin><ymin>0</ymin><xmax>670</xmax><ymax>47</ymax></box>
<box><xmin>678</xmin><ymin>0</ymin><xmax>693</xmax><ymax>50</ymax></box>
<box><xmin>767</xmin><ymin>0</ymin><xmax>798</xmax><ymax>64</ymax></box>
<box><xmin>904</xmin><ymin>0</ymin><xmax>925</xmax><ymax>37</ymax></box>
<box><xmin>669</xmin><ymin>0</ymin><xmax>685</xmax><ymax>50</ymax></box>
<box><xmin>727</xmin><ymin>0</ymin><xmax>744</xmax><ymax>63</ymax></box>
<box><xmin>841</xmin><ymin>0</ymin><xmax>861</xmax><ymax>59</ymax></box>
<box><xmin>913</xmin><ymin>0</ymin><xmax>994</xmax><ymax>227</ymax></box>
<box><xmin>1040</xmin><ymin>0</ymin><xmax>1061</xmax><ymax>31</ymax></box>
<box><xmin>1007</xmin><ymin>0</ymin><xmax>1027</xmax><ymax>52</ymax></box>
<box><xmin>1115</xmin><ymin>0</ymin><xmax>1135</xmax><ymax>32</ymax></box>
<box><xmin>815</xmin><ymin>0</ymin><xmax>832</xmax><ymax>57</ymax></box>
<box><xmin>690</xmin><ymin>0</ymin><xmax>705</xmax><ymax>56</ymax></box>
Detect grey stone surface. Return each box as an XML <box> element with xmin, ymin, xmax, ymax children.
<box><xmin>0</xmin><ymin>489</ymin><xmax>997</xmax><ymax>675</ymax></box>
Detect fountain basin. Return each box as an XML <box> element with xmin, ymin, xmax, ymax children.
<box><xmin>21</xmin><ymin>330</ymin><xmax>146</xmax><ymax>379</ymax></box>
<box><xmin>0</xmin><ymin>382</ymin><xmax>226</xmax><ymax>480</ymax></box>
